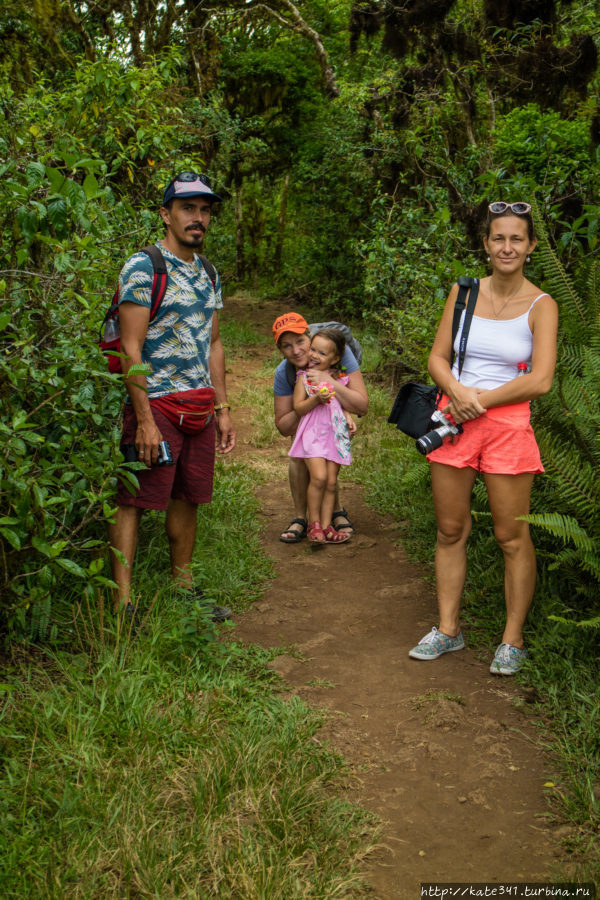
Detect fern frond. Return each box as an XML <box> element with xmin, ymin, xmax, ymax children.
<box><xmin>400</xmin><ymin>457</ymin><xmax>430</xmax><ymax>487</ymax></box>
<box><xmin>535</xmin><ymin>431</ymin><xmax>600</xmax><ymax>520</ymax></box>
<box><xmin>548</xmin><ymin>614</ymin><xmax>600</xmax><ymax>630</ymax></box>
<box><xmin>584</xmin><ymin>258</ymin><xmax>600</xmax><ymax>322</ymax></box>
<box><xmin>557</xmin><ymin>343</ymin><xmax>584</xmax><ymax>378</ymax></box>
<box><xmin>582</xmin><ymin>344</ymin><xmax>600</xmax><ymax>383</ymax></box>
<box><xmin>532</xmin><ymin>197</ymin><xmax>588</xmax><ymax>326</ymax></box>
<box><xmin>521</xmin><ymin>512</ymin><xmax>594</xmax><ymax>551</ymax></box>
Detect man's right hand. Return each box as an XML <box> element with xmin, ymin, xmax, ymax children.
<box><xmin>135</xmin><ymin>418</ymin><xmax>163</xmax><ymax>467</ymax></box>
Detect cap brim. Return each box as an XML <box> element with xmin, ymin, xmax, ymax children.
<box><xmin>171</xmin><ymin>189</ymin><xmax>222</xmax><ymax>203</ymax></box>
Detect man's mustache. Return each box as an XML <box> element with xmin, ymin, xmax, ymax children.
<box><xmin>185</xmin><ymin>223</ymin><xmax>206</xmax><ymax>234</ymax></box>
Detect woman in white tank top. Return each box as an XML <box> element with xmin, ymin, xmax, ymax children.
<box><xmin>409</xmin><ymin>202</ymin><xmax>558</xmax><ymax>676</ymax></box>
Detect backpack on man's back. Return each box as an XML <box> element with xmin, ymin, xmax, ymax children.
<box><xmin>98</xmin><ymin>245</ymin><xmax>216</xmax><ymax>374</ymax></box>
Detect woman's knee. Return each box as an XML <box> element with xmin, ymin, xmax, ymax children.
<box><xmin>437</xmin><ymin>516</ymin><xmax>472</xmax><ymax>547</ymax></box>
<box><xmin>494</xmin><ymin>523</ymin><xmax>533</xmax><ymax>556</ymax></box>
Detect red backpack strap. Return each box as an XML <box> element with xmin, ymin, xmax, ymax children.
<box><xmin>141</xmin><ymin>245</ymin><xmax>168</xmax><ymax>320</ymax></box>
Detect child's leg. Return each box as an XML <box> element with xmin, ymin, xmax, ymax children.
<box><xmin>321</xmin><ymin>461</ymin><xmax>341</xmax><ymax>529</ymax></box>
<box><xmin>305</xmin><ymin>457</ymin><xmax>328</xmax><ymax>524</ymax></box>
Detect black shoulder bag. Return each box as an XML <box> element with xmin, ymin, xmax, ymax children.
<box><xmin>387</xmin><ymin>277</ymin><xmax>480</xmax><ymax>439</ymax></box>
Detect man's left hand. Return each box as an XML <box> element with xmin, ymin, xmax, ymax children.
<box><xmin>215</xmin><ymin>411</ymin><xmax>236</xmax><ymax>454</ymax></box>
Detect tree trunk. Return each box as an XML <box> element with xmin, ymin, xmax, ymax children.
<box><xmin>274</xmin><ymin>172</ymin><xmax>289</xmax><ymax>272</ymax></box>
<box><xmin>235</xmin><ymin>182</ymin><xmax>245</xmax><ymax>279</ymax></box>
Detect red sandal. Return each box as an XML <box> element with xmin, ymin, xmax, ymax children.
<box><xmin>307</xmin><ymin>521</ymin><xmax>326</xmax><ymax>543</ymax></box>
<box><xmin>323</xmin><ymin>525</ymin><xmax>350</xmax><ymax>544</ymax></box>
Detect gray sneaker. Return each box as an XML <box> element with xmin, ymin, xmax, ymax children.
<box><xmin>490</xmin><ymin>642</ymin><xmax>528</xmax><ymax>675</ymax></box>
<box><xmin>408</xmin><ymin>626</ymin><xmax>465</xmax><ymax>660</ymax></box>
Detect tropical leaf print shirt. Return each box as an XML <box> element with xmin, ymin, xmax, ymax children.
<box><xmin>118</xmin><ymin>243</ymin><xmax>222</xmax><ymax>398</ymax></box>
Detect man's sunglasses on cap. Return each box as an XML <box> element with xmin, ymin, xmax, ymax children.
<box><xmin>175</xmin><ymin>171</ymin><xmax>214</xmax><ymax>188</ymax></box>
<box><xmin>488</xmin><ymin>201</ymin><xmax>532</xmax><ymax>215</ymax></box>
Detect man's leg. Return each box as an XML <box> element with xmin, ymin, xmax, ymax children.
<box><xmin>165</xmin><ymin>498</ymin><xmax>199</xmax><ymax>589</ymax></box>
<box><xmin>280</xmin><ymin>457</ymin><xmax>309</xmax><ymax>540</ymax></box>
<box><xmin>109</xmin><ymin>505</ymin><xmax>143</xmax><ymax>611</ymax></box>
<box><xmin>165</xmin><ymin>497</ymin><xmax>231</xmax><ymax>622</ymax></box>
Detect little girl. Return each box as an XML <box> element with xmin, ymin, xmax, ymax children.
<box><xmin>289</xmin><ymin>329</ymin><xmax>354</xmax><ymax>543</ymax></box>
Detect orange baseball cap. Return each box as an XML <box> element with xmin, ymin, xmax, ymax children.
<box><xmin>272</xmin><ymin>312</ymin><xmax>309</xmax><ymax>344</ymax></box>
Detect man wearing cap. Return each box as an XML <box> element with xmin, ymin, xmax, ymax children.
<box><xmin>109</xmin><ymin>172</ymin><xmax>235</xmax><ymax>620</ymax></box>
<box><xmin>272</xmin><ymin>312</ymin><xmax>369</xmax><ymax>542</ymax></box>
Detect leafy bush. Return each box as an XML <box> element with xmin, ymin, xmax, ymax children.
<box><xmin>0</xmin><ymin>55</ymin><xmax>204</xmax><ymax>640</ymax></box>
<box><xmin>523</xmin><ymin>200</ymin><xmax>600</xmax><ymax>617</ymax></box>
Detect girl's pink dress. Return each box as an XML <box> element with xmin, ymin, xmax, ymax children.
<box><xmin>289</xmin><ymin>373</ymin><xmax>352</xmax><ymax>465</ymax></box>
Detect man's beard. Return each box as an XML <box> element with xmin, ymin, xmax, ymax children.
<box><xmin>182</xmin><ymin>225</ymin><xmax>206</xmax><ymax>246</ymax></box>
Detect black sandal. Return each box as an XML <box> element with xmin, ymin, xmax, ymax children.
<box><xmin>279</xmin><ymin>517</ymin><xmax>308</xmax><ymax>543</ymax></box>
<box><xmin>331</xmin><ymin>508</ymin><xmax>354</xmax><ymax>534</ymax></box>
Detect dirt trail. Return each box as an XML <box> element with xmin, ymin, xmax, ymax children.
<box><xmin>223</xmin><ymin>297</ymin><xmax>565</xmax><ymax>899</ymax></box>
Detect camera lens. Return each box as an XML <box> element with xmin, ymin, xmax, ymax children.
<box><xmin>415</xmin><ymin>431</ymin><xmax>444</xmax><ymax>455</ymax></box>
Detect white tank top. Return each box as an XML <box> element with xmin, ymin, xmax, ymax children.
<box><xmin>451</xmin><ymin>294</ymin><xmax>548</xmax><ymax>390</ymax></box>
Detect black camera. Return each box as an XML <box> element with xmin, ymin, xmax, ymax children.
<box><xmin>415</xmin><ymin>410</ymin><xmax>462</xmax><ymax>455</ymax></box>
<box><xmin>121</xmin><ymin>440</ymin><xmax>174</xmax><ymax>466</ymax></box>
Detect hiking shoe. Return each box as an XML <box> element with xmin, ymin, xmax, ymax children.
<box><xmin>490</xmin><ymin>642</ymin><xmax>528</xmax><ymax>676</ymax></box>
<box><xmin>178</xmin><ymin>587</ymin><xmax>232</xmax><ymax>623</ymax></box>
<box><xmin>408</xmin><ymin>626</ymin><xmax>465</xmax><ymax>660</ymax></box>
<box><xmin>207</xmin><ymin>604</ymin><xmax>232</xmax><ymax>623</ymax></box>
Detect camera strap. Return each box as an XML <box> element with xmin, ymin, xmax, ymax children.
<box><xmin>453</xmin><ymin>277</ymin><xmax>479</xmax><ymax>379</ymax></box>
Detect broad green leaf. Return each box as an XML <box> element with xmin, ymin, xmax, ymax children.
<box><xmin>45</xmin><ymin>166</ymin><xmax>67</xmax><ymax>194</ymax></box>
<box><xmin>83</xmin><ymin>173</ymin><xmax>99</xmax><ymax>199</ymax></box>
<box><xmin>0</xmin><ymin>314</ymin><xmax>11</xmax><ymax>331</ymax></box>
<box><xmin>55</xmin><ymin>558</ymin><xmax>86</xmax><ymax>577</ymax></box>
<box><xmin>67</xmin><ymin>180</ymin><xmax>87</xmax><ymax>219</ymax></box>
<box><xmin>32</xmin><ymin>536</ymin><xmax>54</xmax><ymax>557</ymax></box>
<box><xmin>17</xmin><ymin>206</ymin><xmax>38</xmax><ymax>242</ymax></box>
<box><xmin>25</xmin><ymin>162</ymin><xmax>46</xmax><ymax>189</ymax></box>
<box><xmin>47</xmin><ymin>197</ymin><xmax>68</xmax><ymax>234</ymax></box>
<box><xmin>0</xmin><ymin>528</ymin><xmax>22</xmax><ymax>550</ymax></box>
<box><xmin>88</xmin><ymin>557</ymin><xmax>104</xmax><ymax>576</ymax></box>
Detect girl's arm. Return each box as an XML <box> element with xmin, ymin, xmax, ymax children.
<box><xmin>306</xmin><ymin>368</ymin><xmax>368</xmax><ymax>416</ymax></box>
<box><xmin>476</xmin><ymin>295</ymin><xmax>558</xmax><ymax>409</ymax></box>
<box><xmin>293</xmin><ymin>374</ymin><xmax>324</xmax><ymax>417</ymax></box>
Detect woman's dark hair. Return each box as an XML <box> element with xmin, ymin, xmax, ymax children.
<box><xmin>311</xmin><ymin>328</ymin><xmax>346</xmax><ymax>367</ymax></box>
<box><xmin>485</xmin><ymin>208</ymin><xmax>535</xmax><ymax>241</ymax></box>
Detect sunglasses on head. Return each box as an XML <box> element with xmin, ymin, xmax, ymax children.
<box><xmin>488</xmin><ymin>201</ymin><xmax>532</xmax><ymax>215</ymax></box>
<box><xmin>174</xmin><ymin>171</ymin><xmax>213</xmax><ymax>188</ymax></box>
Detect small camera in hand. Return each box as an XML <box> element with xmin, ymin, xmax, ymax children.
<box><xmin>121</xmin><ymin>440</ymin><xmax>174</xmax><ymax>466</ymax></box>
<box><xmin>156</xmin><ymin>440</ymin><xmax>174</xmax><ymax>465</ymax></box>
<box><xmin>415</xmin><ymin>410</ymin><xmax>462</xmax><ymax>455</ymax></box>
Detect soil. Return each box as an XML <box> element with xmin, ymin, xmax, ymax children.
<box><xmin>222</xmin><ymin>296</ymin><xmax>568</xmax><ymax>899</ymax></box>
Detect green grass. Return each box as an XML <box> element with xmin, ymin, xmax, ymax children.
<box><xmin>0</xmin><ymin>460</ymin><xmax>378</xmax><ymax>898</ymax></box>
<box><xmin>219</xmin><ymin>318</ymin><xmax>271</xmax><ymax>357</ymax></box>
<box><xmin>0</xmin><ymin>642</ymin><xmax>376</xmax><ymax>898</ymax></box>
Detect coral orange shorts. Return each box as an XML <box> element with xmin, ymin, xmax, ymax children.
<box><xmin>426</xmin><ymin>399</ymin><xmax>544</xmax><ymax>475</ymax></box>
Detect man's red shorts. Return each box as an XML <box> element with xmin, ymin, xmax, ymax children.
<box><xmin>116</xmin><ymin>405</ymin><xmax>216</xmax><ymax>510</ymax></box>
<box><xmin>426</xmin><ymin>400</ymin><xmax>544</xmax><ymax>475</ymax></box>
